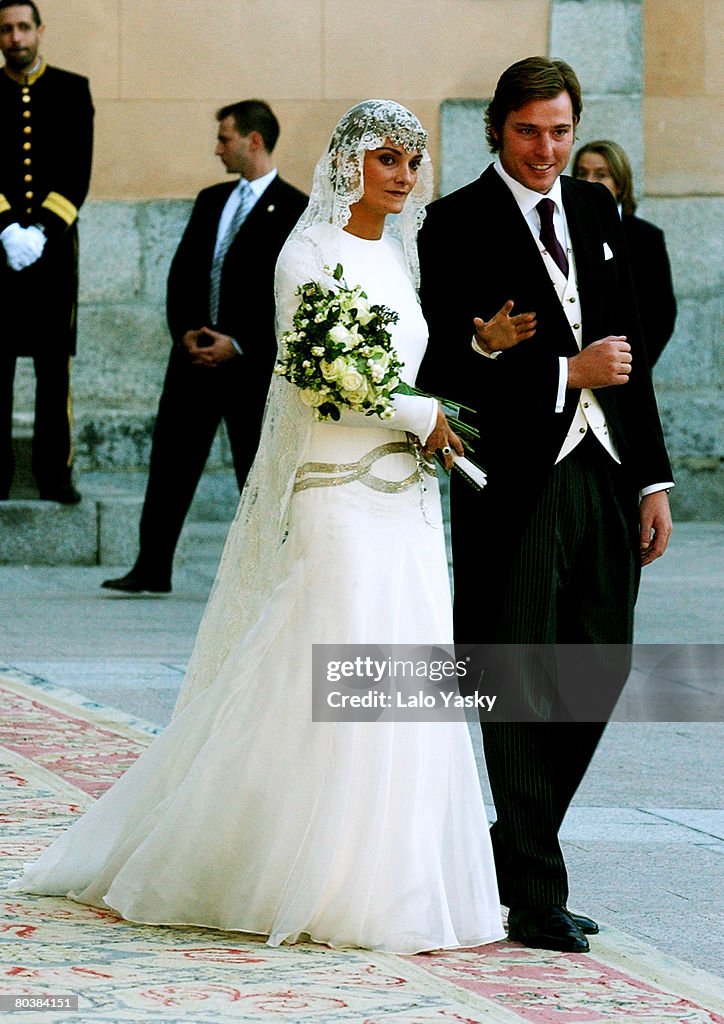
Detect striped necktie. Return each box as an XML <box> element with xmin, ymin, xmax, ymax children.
<box><xmin>536</xmin><ymin>197</ymin><xmax>569</xmax><ymax>278</ymax></box>
<box><xmin>209</xmin><ymin>180</ymin><xmax>254</xmax><ymax>323</ymax></box>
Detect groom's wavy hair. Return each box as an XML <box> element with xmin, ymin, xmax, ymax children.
<box><xmin>485</xmin><ymin>56</ymin><xmax>583</xmax><ymax>153</ymax></box>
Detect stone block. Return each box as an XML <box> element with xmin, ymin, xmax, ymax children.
<box><xmin>78</xmin><ymin>202</ymin><xmax>142</xmax><ymax>304</ymax></box>
<box><xmin>186</xmin><ymin>469</ymin><xmax>241</xmax><ymax>524</ymax></box>
<box><xmin>0</xmin><ymin>499</ymin><xmax>98</xmax><ymax>565</ymax></box>
<box><xmin>668</xmin><ymin>459</ymin><xmax>724</xmax><ymax>522</ymax></box>
<box><xmin>8</xmin><ymin>423</ymin><xmax>34</xmax><ymax>498</ymax></box>
<box><xmin>8</xmin><ymin>360</ymin><xmax>35</xmax><ymax>413</ymax></box>
<box><xmin>550</xmin><ymin>0</ymin><xmax>643</xmax><ymax>95</ymax></box>
<box><xmin>95</xmin><ymin>494</ymin><xmax>144</xmax><ymax>565</ymax></box>
<box><xmin>74</xmin><ymin>305</ymin><xmax>169</xmax><ymax>410</ymax></box>
<box><xmin>639</xmin><ymin>197</ymin><xmax>723</xmax><ymax>298</ymax></box>
<box><xmin>439</xmin><ymin>99</ymin><xmax>489</xmax><ymax>196</ymax></box>
<box><xmin>136</xmin><ymin>201</ymin><xmax>192</xmax><ymax>305</ymax></box>
<box><xmin>653</xmin><ymin>296</ymin><xmax>720</xmax><ymax>390</ymax></box>
<box><xmin>74</xmin><ymin>412</ymin><xmax>157</xmax><ymax>472</ymax></box>
<box><xmin>656</xmin><ymin>391</ymin><xmax>723</xmax><ymax>459</ymax></box>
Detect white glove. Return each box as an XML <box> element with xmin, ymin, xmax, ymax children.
<box><xmin>0</xmin><ymin>223</ymin><xmax>46</xmax><ymax>270</ymax></box>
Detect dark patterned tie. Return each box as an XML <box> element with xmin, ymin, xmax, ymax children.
<box><xmin>209</xmin><ymin>180</ymin><xmax>254</xmax><ymax>323</ymax></box>
<box><xmin>536</xmin><ymin>197</ymin><xmax>569</xmax><ymax>278</ymax></box>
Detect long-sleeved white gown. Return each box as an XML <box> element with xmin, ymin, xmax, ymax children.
<box><xmin>9</xmin><ymin>226</ymin><xmax>504</xmax><ymax>954</ymax></box>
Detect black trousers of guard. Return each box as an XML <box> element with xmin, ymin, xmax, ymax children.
<box><xmin>0</xmin><ymin>349</ymin><xmax>74</xmax><ymax>498</ymax></box>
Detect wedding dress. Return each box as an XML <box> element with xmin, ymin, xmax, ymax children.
<box><xmin>9</xmin><ymin>102</ymin><xmax>504</xmax><ymax>955</ymax></box>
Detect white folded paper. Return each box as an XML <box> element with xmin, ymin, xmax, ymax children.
<box><xmin>451</xmin><ymin>453</ymin><xmax>487</xmax><ymax>490</ymax></box>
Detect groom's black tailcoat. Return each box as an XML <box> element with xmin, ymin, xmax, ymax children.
<box><xmin>418</xmin><ymin>166</ymin><xmax>672</xmax><ymax>907</ymax></box>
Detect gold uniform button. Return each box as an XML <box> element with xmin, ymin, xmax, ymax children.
<box><xmin>22</xmin><ymin>94</ymin><xmax>31</xmax><ymax>103</ymax></box>
<box><xmin>23</xmin><ymin>110</ymin><xmax>31</xmax><ymax>119</ymax></box>
<box><xmin>26</xmin><ymin>207</ymin><xmax>32</xmax><ymax>215</ymax></box>
<box><xmin>24</xmin><ymin>174</ymin><xmax>32</xmax><ymax>182</ymax></box>
<box><xmin>23</xmin><ymin>142</ymin><xmax>31</xmax><ymax>150</ymax></box>
<box><xmin>23</xmin><ymin>126</ymin><xmax>32</xmax><ymax>134</ymax></box>
<box><xmin>24</xmin><ymin>158</ymin><xmax>31</xmax><ymax>166</ymax></box>
<box><xmin>25</xmin><ymin>191</ymin><xmax>34</xmax><ymax>199</ymax></box>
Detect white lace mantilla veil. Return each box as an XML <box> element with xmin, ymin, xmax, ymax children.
<box><xmin>173</xmin><ymin>100</ymin><xmax>433</xmax><ymax>714</ymax></box>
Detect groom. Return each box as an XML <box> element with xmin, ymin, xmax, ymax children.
<box><xmin>418</xmin><ymin>57</ymin><xmax>673</xmax><ymax>952</ymax></box>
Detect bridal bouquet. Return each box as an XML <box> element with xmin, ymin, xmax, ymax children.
<box><xmin>275</xmin><ymin>264</ymin><xmax>486</xmax><ymax>488</ymax></box>
<box><xmin>275</xmin><ymin>263</ymin><xmax>403</xmax><ymax>422</ymax></box>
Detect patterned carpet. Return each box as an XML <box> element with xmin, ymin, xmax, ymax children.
<box><xmin>1</xmin><ymin>669</ymin><xmax>722</xmax><ymax>1024</ymax></box>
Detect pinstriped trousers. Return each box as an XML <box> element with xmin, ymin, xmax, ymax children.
<box><xmin>456</xmin><ymin>433</ymin><xmax>640</xmax><ymax>908</ymax></box>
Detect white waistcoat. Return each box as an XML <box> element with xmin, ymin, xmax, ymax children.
<box><xmin>541</xmin><ymin>248</ymin><xmax>621</xmax><ymax>466</ymax></box>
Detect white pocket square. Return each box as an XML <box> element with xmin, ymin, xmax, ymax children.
<box><xmin>603</xmin><ymin>242</ymin><xmax>614</xmax><ymax>260</ymax></box>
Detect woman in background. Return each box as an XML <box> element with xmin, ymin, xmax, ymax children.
<box><xmin>572</xmin><ymin>139</ymin><xmax>677</xmax><ymax>367</ymax></box>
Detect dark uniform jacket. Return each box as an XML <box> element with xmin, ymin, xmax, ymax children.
<box><xmin>0</xmin><ymin>63</ymin><xmax>94</xmax><ymax>355</ymax></box>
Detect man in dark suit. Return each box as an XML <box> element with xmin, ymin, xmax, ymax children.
<box><xmin>0</xmin><ymin>0</ymin><xmax>94</xmax><ymax>504</ymax></box>
<box><xmin>103</xmin><ymin>99</ymin><xmax>307</xmax><ymax>593</ymax></box>
<box><xmin>418</xmin><ymin>58</ymin><xmax>673</xmax><ymax>952</ymax></box>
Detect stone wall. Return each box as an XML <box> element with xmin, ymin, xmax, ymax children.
<box><xmin>8</xmin><ymin>0</ymin><xmax>722</xmax><ymax>522</ymax></box>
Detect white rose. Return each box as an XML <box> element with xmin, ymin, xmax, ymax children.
<box><xmin>299</xmin><ymin>387</ymin><xmax>326</xmax><ymax>408</ymax></box>
<box><xmin>340</xmin><ymin>374</ymin><xmax>372</xmax><ymax>407</ymax></box>
<box><xmin>328</xmin><ymin>323</ymin><xmax>353</xmax><ymax>347</ymax></box>
<box><xmin>354</xmin><ymin>297</ymin><xmax>376</xmax><ymax>326</ymax></box>
<box><xmin>320</xmin><ymin>356</ymin><xmax>349</xmax><ymax>381</ymax></box>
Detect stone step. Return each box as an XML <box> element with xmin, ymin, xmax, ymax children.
<box><xmin>0</xmin><ymin>492</ymin><xmax>143</xmax><ymax>567</ymax></box>
<box><xmin>0</xmin><ymin>474</ymin><xmax>238</xmax><ymax>568</ymax></box>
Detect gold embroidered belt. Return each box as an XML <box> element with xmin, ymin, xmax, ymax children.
<box><xmin>293</xmin><ymin>441</ymin><xmax>436</xmax><ymax>494</ymax></box>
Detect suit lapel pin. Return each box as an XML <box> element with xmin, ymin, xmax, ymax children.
<box><xmin>267</xmin><ymin>204</ymin><xmax>275</xmax><ymax>213</ymax></box>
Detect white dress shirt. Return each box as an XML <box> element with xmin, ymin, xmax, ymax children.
<box><xmin>211</xmin><ymin>169</ymin><xmax>278</xmax><ymax>354</ymax></box>
<box><xmin>214</xmin><ymin>168</ymin><xmax>278</xmax><ymax>251</ymax></box>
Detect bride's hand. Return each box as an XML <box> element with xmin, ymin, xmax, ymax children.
<box><xmin>422</xmin><ymin>406</ymin><xmax>464</xmax><ymax>471</ymax></box>
<box><xmin>474</xmin><ymin>300</ymin><xmax>536</xmax><ymax>354</ymax></box>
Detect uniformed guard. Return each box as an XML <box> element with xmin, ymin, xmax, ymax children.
<box><xmin>0</xmin><ymin>0</ymin><xmax>94</xmax><ymax>503</ymax></box>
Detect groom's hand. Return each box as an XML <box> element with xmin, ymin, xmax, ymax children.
<box><xmin>568</xmin><ymin>336</ymin><xmax>631</xmax><ymax>389</ymax></box>
<box><xmin>473</xmin><ymin>300</ymin><xmax>536</xmax><ymax>354</ymax></box>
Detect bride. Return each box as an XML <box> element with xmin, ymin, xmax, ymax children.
<box><xmin>10</xmin><ymin>100</ymin><xmax>527</xmax><ymax>953</ymax></box>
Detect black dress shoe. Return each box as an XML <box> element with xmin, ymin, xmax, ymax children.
<box><xmin>507</xmin><ymin>906</ymin><xmax>590</xmax><ymax>953</ymax></box>
<box><xmin>569</xmin><ymin>911</ymin><xmax>599</xmax><ymax>935</ymax></box>
<box><xmin>39</xmin><ymin>485</ymin><xmax>81</xmax><ymax>505</ymax></box>
<box><xmin>101</xmin><ymin>571</ymin><xmax>171</xmax><ymax>594</ymax></box>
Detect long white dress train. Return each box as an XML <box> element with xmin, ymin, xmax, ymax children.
<box><xmin>9</xmin><ymin>227</ymin><xmax>504</xmax><ymax>954</ymax></box>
